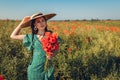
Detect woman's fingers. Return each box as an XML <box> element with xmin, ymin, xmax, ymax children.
<box><xmin>19</xmin><ymin>16</ymin><xmax>31</xmax><ymax>28</ymax></box>
<box><xmin>22</xmin><ymin>16</ymin><xmax>31</xmax><ymax>23</ymax></box>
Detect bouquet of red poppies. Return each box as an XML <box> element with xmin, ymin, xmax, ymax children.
<box><xmin>41</xmin><ymin>32</ymin><xmax>59</xmax><ymax>59</ymax></box>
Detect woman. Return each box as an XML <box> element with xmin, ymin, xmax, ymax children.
<box><xmin>10</xmin><ymin>12</ymin><xmax>60</xmax><ymax>80</ymax></box>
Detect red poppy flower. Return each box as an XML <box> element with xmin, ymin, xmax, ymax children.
<box><xmin>41</xmin><ymin>32</ymin><xmax>59</xmax><ymax>59</ymax></box>
<box><xmin>0</xmin><ymin>75</ymin><xmax>4</xmax><ymax>80</ymax></box>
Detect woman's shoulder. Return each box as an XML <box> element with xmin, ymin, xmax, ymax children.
<box><xmin>24</xmin><ymin>34</ymin><xmax>33</xmax><ymax>40</ymax></box>
<box><xmin>25</xmin><ymin>34</ymin><xmax>32</xmax><ymax>37</ymax></box>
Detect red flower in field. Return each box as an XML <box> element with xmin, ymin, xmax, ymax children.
<box><xmin>41</xmin><ymin>32</ymin><xmax>59</xmax><ymax>59</ymax></box>
<box><xmin>67</xmin><ymin>48</ymin><xmax>72</xmax><ymax>52</ymax></box>
<box><xmin>0</xmin><ymin>75</ymin><xmax>4</xmax><ymax>80</ymax></box>
<box><xmin>105</xmin><ymin>27</ymin><xmax>109</xmax><ymax>31</ymax></box>
<box><xmin>63</xmin><ymin>30</ymin><xmax>70</xmax><ymax>36</ymax></box>
<box><xmin>51</xmin><ymin>26</ymin><xmax>58</xmax><ymax>31</ymax></box>
<box><xmin>97</xmin><ymin>26</ymin><xmax>103</xmax><ymax>31</ymax></box>
<box><xmin>109</xmin><ymin>26</ymin><xmax>120</xmax><ymax>32</ymax></box>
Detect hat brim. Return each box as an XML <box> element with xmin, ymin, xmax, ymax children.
<box><xmin>21</xmin><ymin>13</ymin><xmax>56</xmax><ymax>27</ymax></box>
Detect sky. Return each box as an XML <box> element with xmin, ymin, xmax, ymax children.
<box><xmin>0</xmin><ymin>0</ymin><xmax>120</xmax><ymax>20</ymax></box>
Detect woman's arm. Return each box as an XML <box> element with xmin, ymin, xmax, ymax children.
<box><xmin>10</xmin><ymin>16</ymin><xmax>30</xmax><ymax>40</ymax></box>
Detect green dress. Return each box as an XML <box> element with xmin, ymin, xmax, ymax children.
<box><xmin>23</xmin><ymin>34</ymin><xmax>55</xmax><ymax>80</ymax></box>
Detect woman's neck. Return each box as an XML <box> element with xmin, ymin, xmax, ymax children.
<box><xmin>37</xmin><ymin>30</ymin><xmax>45</xmax><ymax>36</ymax></box>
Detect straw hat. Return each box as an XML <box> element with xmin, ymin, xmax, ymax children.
<box><xmin>21</xmin><ymin>12</ymin><xmax>56</xmax><ymax>27</ymax></box>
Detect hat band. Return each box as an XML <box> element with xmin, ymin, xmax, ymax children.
<box><xmin>31</xmin><ymin>13</ymin><xmax>43</xmax><ymax>19</ymax></box>
<box><xmin>34</xmin><ymin>13</ymin><xmax>43</xmax><ymax>18</ymax></box>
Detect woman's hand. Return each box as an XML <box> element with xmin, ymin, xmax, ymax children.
<box><xmin>21</xmin><ymin>16</ymin><xmax>30</xmax><ymax>23</ymax></box>
<box><xmin>46</xmin><ymin>50</ymin><xmax>58</xmax><ymax>60</ymax></box>
<box><xmin>19</xmin><ymin>16</ymin><xmax>31</xmax><ymax>28</ymax></box>
<box><xmin>46</xmin><ymin>55</ymin><xmax>52</xmax><ymax>60</ymax></box>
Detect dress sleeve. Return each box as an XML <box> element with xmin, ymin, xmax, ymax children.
<box><xmin>23</xmin><ymin>34</ymin><xmax>33</xmax><ymax>50</ymax></box>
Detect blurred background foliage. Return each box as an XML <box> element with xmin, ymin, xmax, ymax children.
<box><xmin>0</xmin><ymin>19</ymin><xmax>120</xmax><ymax>80</ymax></box>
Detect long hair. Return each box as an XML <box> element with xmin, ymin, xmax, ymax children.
<box><xmin>30</xmin><ymin>17</ymin><xmax>52</xmax><ymax>55</ymax></box>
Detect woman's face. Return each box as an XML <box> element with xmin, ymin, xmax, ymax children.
<box><xmin>34</xmin><ymin>17</ymin><xmax>47</xmax><ymax>30</ymax></box>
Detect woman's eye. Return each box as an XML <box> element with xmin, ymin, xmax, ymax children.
<box><xmin>42</xmin><ymin>20</ymin><xmax>45</xmax><ymax>22</ymax></box>
<box><xmin>37</xmin><ymin>21</ymin><xmax>40</xmax><ymax>23</ymax></box>
<box><xmin>36</xmin><ymin>19</ymin><xmax>45</xmax><ymax>23</ymax></box>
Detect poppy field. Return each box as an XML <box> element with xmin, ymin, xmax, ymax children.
<box><xmin>0</xmin><ymin>19</ymin><xmax>120</xmax><ymax>80</ymax></box>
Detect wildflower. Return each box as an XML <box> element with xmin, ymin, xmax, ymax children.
<box><xmin>0</xmin><ymin>75</ymin><xmax>4</xmax><ymax>80</ymax></box>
